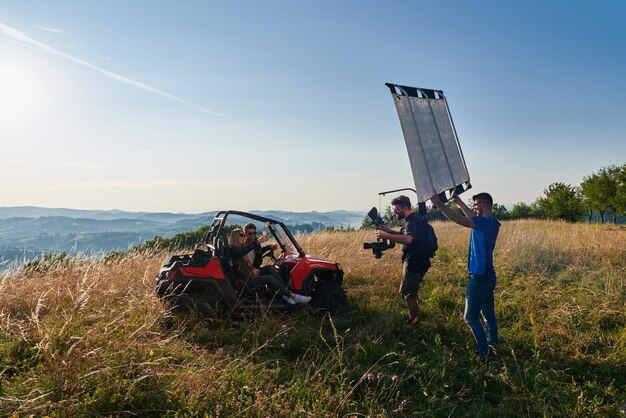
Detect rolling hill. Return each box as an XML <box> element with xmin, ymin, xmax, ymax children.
<box><xmin>0</xmin><ymin>207</ymin><xmax>365</xmax><ymax>268</ymax></box>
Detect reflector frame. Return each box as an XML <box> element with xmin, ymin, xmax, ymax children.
<box><xmin>386</xmin><ymin>83</ymin><xmax>471</xmax><ymax>204</ymax></box>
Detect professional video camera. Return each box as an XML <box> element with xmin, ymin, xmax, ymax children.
<box><xmin>362</xmin><ymin>207</ymin><xmax>395</xmax><ymax>259</ymax></box>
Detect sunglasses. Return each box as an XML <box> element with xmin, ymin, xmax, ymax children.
<box><xmin>246</xmin><ymin>231</ymin><xmax>257</xmax><ymax>236</ymax></box>
<box><xmin>238</xmin><ymin>233</ymin><xmax>246</xmax><ymax>238</ymax></box>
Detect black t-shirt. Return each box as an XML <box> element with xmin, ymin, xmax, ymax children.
<box><xmin>401</xmin><ymin>212</ymin><xmax>431</xmax><ymax>274</ymax></box>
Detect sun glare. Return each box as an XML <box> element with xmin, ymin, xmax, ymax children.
<box><xmin>0</xmin><ymin>63</ymin><xmax>41</xmax><ymax>120</ymax></box>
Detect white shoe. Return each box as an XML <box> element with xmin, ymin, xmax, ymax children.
<box><xmin>282</xmin><ymin>295</ymin><xmax>296</xmax><ymax>305</ymax></box>
<box><xmin>293</xmin><ymin>294</ymin><xmax>312</xmax><ymax>304</ymax></box>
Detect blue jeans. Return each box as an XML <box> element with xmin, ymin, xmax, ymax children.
<box><xmin>464</xmin><ymin>274</ymin><xmax>498</xmax><ymax>357</ymax></box>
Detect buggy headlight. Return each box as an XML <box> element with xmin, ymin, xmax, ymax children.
<box><xmin>336</xmin><ymin>263</ymin><xmax>343</xmax><ymax>271</ymax></box>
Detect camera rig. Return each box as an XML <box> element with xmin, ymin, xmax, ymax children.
<box><xmin>362</xmin><ymin>207</ymin><xmax>395</xmax><ymax>259</ymax></box>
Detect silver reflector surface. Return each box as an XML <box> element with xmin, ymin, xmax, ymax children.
<box><xmin>387</xmin><ymin>83</ymin><xmax>471</xmax><ymax>204</ymax></box>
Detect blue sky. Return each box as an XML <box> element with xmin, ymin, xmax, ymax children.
<box><xmin>1</xmin><ymin>1</ymin><xmax>625</xmax><ymax>212</ymax></box>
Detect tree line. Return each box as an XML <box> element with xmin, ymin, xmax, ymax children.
<box><xmin>361</xmin><ymin>163</ymin><xmax>626</xmax><ymax>227</ymax></box>
<box><xmin>507</xmin><ymin>163</ymin><xmax>625</xmax><ymax>223</ymax></box>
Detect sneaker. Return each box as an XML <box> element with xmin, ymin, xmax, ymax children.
<box><xmin>282</xmin><ymin>295</ymin><xmax>296</xmax><ymax>305</ymax></box>
<box><xmin>293</xmin><ymin>294</ymin><xmax>312</xmax><ymax>304</ymax></box>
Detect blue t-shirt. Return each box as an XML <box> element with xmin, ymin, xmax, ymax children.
<box><xmin>468</xmin><ymin>216</ymin><xmax>500</xmax><ymax>278</ymax></box>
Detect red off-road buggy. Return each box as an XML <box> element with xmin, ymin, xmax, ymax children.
<box><xmin>156</xmin><ymin>211</ymin><xmax>346</xmax><ymax>315</ymax></box>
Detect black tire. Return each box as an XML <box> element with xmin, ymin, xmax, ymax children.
<box><xmin>313</xmin><ymin>279</ymin><xmax>346</xmax><ymax>314</ymax></box>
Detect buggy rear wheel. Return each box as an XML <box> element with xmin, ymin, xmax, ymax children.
<box><xmin>164</xmin><ymin>288</ymin><xmax>226</xmax><ymax>317</ymax></box>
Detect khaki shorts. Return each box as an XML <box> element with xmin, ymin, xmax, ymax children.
<box><xmin>400</xmin><ymin>262</ymin><xmax>425</xmax><ymax>297</ymax></box>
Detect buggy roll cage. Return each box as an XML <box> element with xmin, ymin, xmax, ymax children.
<box><xmin>202</xmin><ymin>210</ymin><xmax>306</xmax><ymax>258</ymax></box>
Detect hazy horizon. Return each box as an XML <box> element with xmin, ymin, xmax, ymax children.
<box><xmin>0</xmin><ymin>205</ymin><xmax>368</xmax><ymax>215</ymax></box>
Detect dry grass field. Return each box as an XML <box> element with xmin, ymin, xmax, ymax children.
<box><xmin>1</xmin><ymin>219</ymin><xmax>624</xmax><ymax>417</ymax></box>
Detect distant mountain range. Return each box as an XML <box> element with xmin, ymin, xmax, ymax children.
<box><xmin>0</xmin><ymin>207</ymin><xmax>365</xmax><ymax>269</ymax></box>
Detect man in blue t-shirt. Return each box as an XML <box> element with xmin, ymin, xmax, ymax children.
<box><xmin>431</xmin><ymin>192</ymin><xmax>501</xmax><ymax>360</ymax></box>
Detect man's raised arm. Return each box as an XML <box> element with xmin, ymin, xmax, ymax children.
<box><xmin>452</xmin><ymin>195</ymin><xmax>476</xmax><ymax>218</ymax></box>
<box><xmin>431</xmin><ymin>194</ymin><xmax>475</xmax><ymax>229</ymax></box>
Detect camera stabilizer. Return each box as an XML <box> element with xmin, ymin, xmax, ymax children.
<box><xmin>362</xmin><ymin>207</ymin><xmax>395</xmax><ymax>259</ymax></box>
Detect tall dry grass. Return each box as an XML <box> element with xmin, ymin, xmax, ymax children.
<box><xmin>0</xmin><ymin>220</ymin><xmax>624</xmax><ymax>416</ymax></box>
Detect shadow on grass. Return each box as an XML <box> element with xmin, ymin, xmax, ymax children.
<box><xmin>157</xmin><ymin>286</ymin><xmax>625</xmax><ymax>416</ymax></box>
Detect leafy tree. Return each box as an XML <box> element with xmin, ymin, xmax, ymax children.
<box><xmin>530</xmin><ymin>203</ymin><xmax>545</xmax><ymax>219</ymax></box>
<box><xmin>509</xmin><ymin>202</ymin><xmax>532</xmax><ymax>219</ymax></box>
<box><xmin>580</xmin><ymin>166</ymin><xmax>619</xmax><ymax>223</ymax></box>
<box><xmin>426</xmin><ymin>206</ymin><xmax>447</xmax><ymax>221</ymax></box>
<box><xmin>536</xmin><ymin>182</ymin><xmax>584</xmax><ymax>222</ymax></box>
<box><xmin>602</xmin><ymin>165</ymin><xmax>622</xmax><ymax>224</ymax></box>
<box><xmin>509</xmin><ymin>202</ymin><xmax>544</xmax><ymax>219</ymax></box>
<box><xmin>580</xmin><ymin>173</ymin><xmax>604</xmax><ymax>222</ymax></box>
<box><xmin>359</xmin><ymin>215</ymin><xmax>375</xmax><ymax>230</ymax></box>
<box><xmin>359</xmin><ymin>206</ymin><xmax>402</xmax><ymax>230</ymax></box>
<box><xmin>616</xmin><ymin>163</ymin><xmax>626</xmax><ymax>218</ymax></box>
<box><xmin>492</xmin><ymin>203</ymin><xmax>509</xmax><ymax>220</ymax></box>
<box><xmin>382</xmin><ymin>206</ymin><xmax>402</xmax><ymax>227</ymax></box>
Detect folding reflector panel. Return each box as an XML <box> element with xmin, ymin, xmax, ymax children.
<box><xmin>386</xmin><ymin>83</ymin><xmax>471</xmax><ymax>205</ymax></box>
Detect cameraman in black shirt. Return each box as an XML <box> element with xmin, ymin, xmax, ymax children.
<box><xmin>375</xmin><ymin>195</ymin><xmax>430</xmax><ymax>326</ymax></box>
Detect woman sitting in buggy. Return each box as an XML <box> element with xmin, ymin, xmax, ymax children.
<box><xmin>227</xmin><ymin>229</ymin><xmax>311</xmax><ymax>305</ymax></box>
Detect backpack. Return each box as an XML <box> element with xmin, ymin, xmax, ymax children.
<box><xmin>415</xmin><ymin>217</ymin><xmax>438</xmax><ymax>258</ymax></box>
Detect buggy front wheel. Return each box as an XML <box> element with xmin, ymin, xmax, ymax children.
<box><xmin>313</xmin><ymin>279</ymin><xmax>346</xmax><ymax>314</ymax></box>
